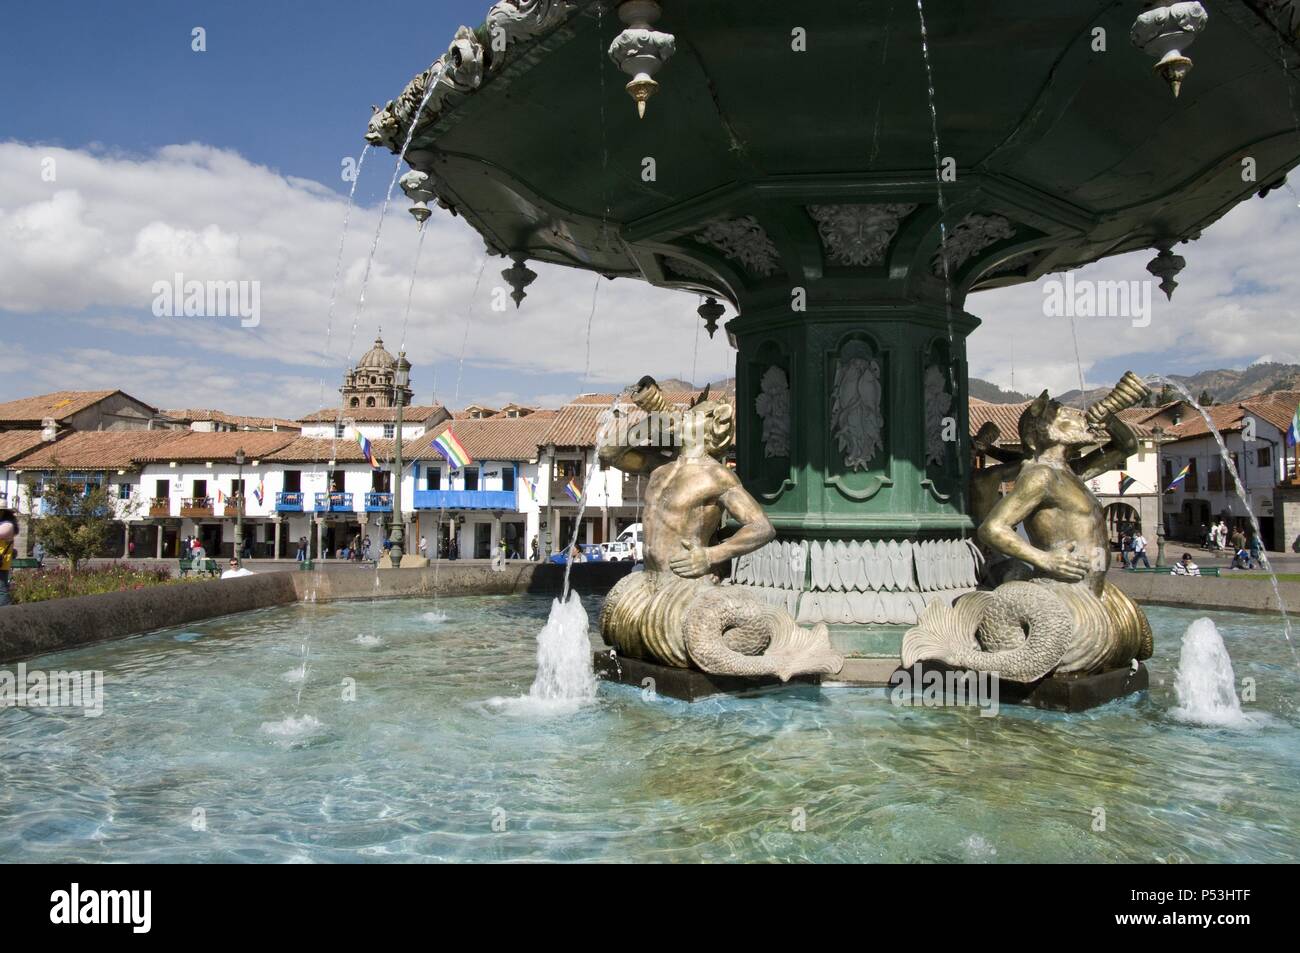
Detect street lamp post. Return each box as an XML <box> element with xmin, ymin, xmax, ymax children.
<box><xmin>235</xmin><ymin>447</ymin><xmax>246</xmax><ymax>566</ymax></box>
<box><xmin>389</xmin><ymin>352</ymin><xmax>412</xmax><ymax>568</ymax></box>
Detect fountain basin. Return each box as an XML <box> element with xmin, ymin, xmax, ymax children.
<box><xmin>0</xmin><ymin>595</ymin><xmax>1295</xmax><ymax>863</ymax></box>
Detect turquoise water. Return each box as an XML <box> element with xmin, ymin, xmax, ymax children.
<box><xmin>0</xmin><ymin>595</ymin><xmax>1296</xmax><ymax>863</ymax></box>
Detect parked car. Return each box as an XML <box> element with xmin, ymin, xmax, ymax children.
<box><xmin>615</xmin><ymin>523</ymin><xmax>644</xmax><ymax>562</ymax></box>
<box><xmin>600</xmin><ymin>540</ymin><xmax>636</xmax><ymax>562</ymax></box>
<box><xmin>548</xmin><ymin>543</ymin><xmax>605</xmax><ymax>565</ymax></box>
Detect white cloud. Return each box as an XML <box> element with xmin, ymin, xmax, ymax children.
<box><xmin>973</xmin><ymin>189</ymin><xmax>1300</xmax><ymax>392</ymax></box>
<box><xmin>0</xmin><ymin>141</ymin><xmax>734</xmax><ymax>413</ymax></box>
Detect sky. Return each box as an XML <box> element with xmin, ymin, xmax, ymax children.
<box><xmin>2</xmin><ymin>1</ymin><xmax>1298</xmax><ymax>416</ymax></box>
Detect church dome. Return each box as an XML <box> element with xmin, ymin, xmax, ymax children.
<box><xmin>357</xmin><ymin>335</ymin><xmax>395</xmax><ymax>370</ymax></box>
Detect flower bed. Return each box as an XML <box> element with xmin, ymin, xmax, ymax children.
<box><xmin>9</xmin><ymin>563</ymin><xmax>190</xmax><ymax>604</ymax></box>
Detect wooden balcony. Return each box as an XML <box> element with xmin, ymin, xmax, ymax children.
<box><xmin>180</xmin><ymin>497</ymin><xmax>213</xmax><ymax>518</ymax></box>
<box><xmin>223</xmin><ymin>495</ymin><xmax>244</xmax><ymax>518</ymax></box>
<box><xmin>149</xmin><ymin>497</ymin><xmax>171</xmax><ymax>518</ymax></box>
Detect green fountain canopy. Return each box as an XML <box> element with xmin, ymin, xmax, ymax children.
<box><xmin>372</xmin><ymin>0</ymin><xmax>1300</xmax><ymax>311</ymax></box>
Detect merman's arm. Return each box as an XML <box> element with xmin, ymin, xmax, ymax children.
<box><xmin>668</xmin><ymin>471</ymin><xmax>775</xmax><ymax>578</ymax></box>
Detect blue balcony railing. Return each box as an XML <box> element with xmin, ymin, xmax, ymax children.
<box><xmin>365</xmin><ymin>492</ymin><xmax>393</xmax><ymax>512</ymax></box>
<box><xmin>314</xmin><ymin>492</ymin><xmax>354</xmax><ymax>512</ymax></box>
<box><xmin>276</xmin><ymin>491</ymin><xmax>304</xmax><ymax>512</ymax></box>
<box><xmin>413</xmin><ymin>489</ymin><xmax>516</xmax><ymax>511</ymax></box>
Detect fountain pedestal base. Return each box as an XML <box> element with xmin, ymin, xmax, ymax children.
<box><xmin>895</xmin><ymin>660</ymin><xmax>1150</xmax><ymax>712</ymax></box>
<box><xmin>592</xmin><ymin>649</ymin><xmax>824</xmax><ymax>702</ymax></box>
<box><xmin>594</xmin><ymin>649</ymin><xmax>1148</xmax><ymax>710</ymax></box>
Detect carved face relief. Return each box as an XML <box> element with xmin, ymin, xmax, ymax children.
<box><xmin>831</xmin><ymin>356</ymin><xmax>884</xmax><ymax>471</ymax></box>
<box><xmin>446</xmin><ymin>26</ymin><xmax>485</xmax><ymax>92</ymax></box>
<box><xmin>924</xmin><ymin>364</ymin><xmax>953</xmax><ymax>467</ymax></box>
<box><xmin>365</xmin><ymin>104</ymin><xmax>402</xmax><ymax>150</ymax></box>
<box><xmin>808</xmin><ymin>203</ymin><xmax>917</xmax><ymax>268</ymax></box>
<box><xmin>754</xmin><ymin>366</ymin><xmax>791</xmax><ymax>458</ymax></box>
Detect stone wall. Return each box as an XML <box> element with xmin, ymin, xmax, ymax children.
<box><xmin>1109</xmin><ymin>569</ymin><xmax>1300</xmax><ymax>616</ymax></box>
<box><xmin>0</xmin><ymin>572</ymin><xmax>299</xmax><ymax>663</ymax></box>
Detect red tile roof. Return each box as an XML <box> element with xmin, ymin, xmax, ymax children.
<box><xmin>0</xmin><ymin>430</ymin><xmax>51</xmax><ymax>465</ymax></box>
<box><xmin>0</xmin><ymin>390</ymin><xmax>138</xmax><ymax>424</ymax></box>
<box><xmin>263</xmin><ymin>436</ymin><xmax>397</xmax><ymax>464</ymax></box>
<box><xmin>162</xmin><ymin>408</ymin><xmax>302</xmax><ymax>431</ymax></box>
<box><xmin>298</xmin><ymin>405</ymin><xmax>447</xmax><ymax>424</ymax></box>
<box><xmin>129</xmin><ymin>431</ymin><xmax>297</xmax><ymax>463</ymax></box>
<box><xmin>411</xmin><ymin>415</ymin><xmax>557</xmax><ymax>462</ymax></box>
<box><xmin>8</xmin><ymin>430</ymin><xmax>186</xmax><ymax>471</ymax></box>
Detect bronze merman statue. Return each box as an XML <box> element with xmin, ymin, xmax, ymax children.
<box><xmin>904</xmin><ymin>374</ymin><xmax>1153</xmax><ymax>683</ymax></box>
<box><xmin>598</xmin><ymin>377</ymin><xmax>844</xmax><ymax>681</ymax></box>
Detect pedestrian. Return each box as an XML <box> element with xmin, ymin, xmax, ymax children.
<box><xmin>191</xmin><ymin>539</ymin><xmax>206</xmax><ymax>564</ymax></box>
<box><xmin>1216</xmin><ymin>520</ymin><xmax>1229</xmax><ymax>551</ymax></box>
<box><xmin>530</xmin><ymin>537</ymin><xmax>539</xmax><ymax>561</ymax></box>
<box><xmin>1230</xmin><ymin>527</ymin><xmax>1246</xmax><ymax>553</ymax></box>
<box><xmin>1131</xmin><ymin>530</ymin><xmax>1150</xmax><ymax>569</ymax></box>
<box><xmin>1120</xmin><ymin>532</ymin><xmax>1134</xmax><ymax>569</ymax></box>
<box><xmin>221</xmin><ymin>557</ymin><xmax>254</xmax><ymax>579</ymax></box>
<box><xmin>32</xmin><ymin>540</ymin><xmax>45</xmax><ymax>569</ymax></box>
<box><xmin>128</xmin><ymin>538</ymin><xmax>135</xmax><ymax>558</ymax></box>
<box><xmin>1172</xmin><ymin>552</ymin><xmax>1201</xmax><ymax>577</ymax></box>
<box><xmin>295</xmin><ymin>536</ymin><xmax>308</xmax><ymax>562</ymax></box>
<box><xmin>0</xmin><ymin>510</ymin><xmax>17</xmax><ymax>607</ymax></box>
<box><xmin>1249</xmin><ymin>533</ymin><xmax>1263</xmax><ymax>570</ymax></box>
<box><xmin>419</xmin><ymin>535</ymin><xmax>428</xmax><ymax>558</ymax></box>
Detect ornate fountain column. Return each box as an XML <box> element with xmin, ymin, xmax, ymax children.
<box><xmin>727</xmin><ymin>290</ymin><xmax>980</xmax><ymax>655</ymax></box>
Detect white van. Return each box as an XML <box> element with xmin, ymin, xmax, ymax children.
<box><xmin>616</xmin><ymin>523</ymin><xmax>644</xmax><ymax>562</ymax></box>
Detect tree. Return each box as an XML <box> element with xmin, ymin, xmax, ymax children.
<box><xmin>1157</xmin><ymin>383</ymin><xmax>1175</xmax><ymax>405</ymax></box>
<box><xmin>1198</xmin><ymin>388</ymin><xmax>1214</xmax><ymax>406</ymax></box>
<box><xmin>29</xmin><ymin>466</ymin><xmax>124</xmax><ymax>572</ymax></box>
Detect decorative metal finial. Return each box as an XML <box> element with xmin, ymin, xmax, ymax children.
<box><xmin>501</xmin><ymin>255</ymin><xmax>537</xmax><ymax>308</ymax></box>
<box><xmin>1130</xmin><ymin>2</ymin><xmax>1208</xmax><ymax>99</ymax></box>
<box><xmin>608</xmin><ymin>1</ymin><xmax>676</xmax><ymax>118</ymax></box>
<box><xmin>697</xmin><ymin>296</ymin><xmax>724</xmax><ymax>338</ymax></box>
<box><xmin>399</xmin><ymin>170</ymin><xmax>437</xmax><ymax>224</ymax></box>
<box><xmin>1146</xmin><ymin>244</ymin><xmax>1186</xmax><ymax>300</ymax></box>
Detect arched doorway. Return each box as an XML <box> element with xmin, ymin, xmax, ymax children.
<box><xmin>1104</xmin><ymin>502</ymin><xmax>1140</xmax><ymax>546</ymax></box>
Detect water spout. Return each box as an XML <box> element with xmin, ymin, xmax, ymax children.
<box><xmin>1170</xmin><ymin>618</ymin><xmax>1253</xmax><ymax>727</ymax></box>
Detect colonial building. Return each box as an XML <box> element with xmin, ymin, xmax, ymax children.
<box><xmin>297</xmin><ymin>405</ymin><xmax>450</xmax><ymax>442</ymax></box>
<box><xmin>401</xmin><ymin>412</ymin><xmax>556</xmax><ymax>559</ymax></box>
<box><xmin>1151</xmin><ymin>393</ymin><xmax>1299</xmax><ymax>550</ymax></box>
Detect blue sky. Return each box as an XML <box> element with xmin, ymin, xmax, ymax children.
<box><xmin>1</xmin><ymin>2</ymin><xmax>1297</xmax><ymax>416</ymax></box>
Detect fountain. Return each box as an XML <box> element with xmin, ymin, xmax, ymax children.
<box><xmin>358</xmin><ymin>0</ymin><xmax>1300</xmax><ymax>706</ymax></box>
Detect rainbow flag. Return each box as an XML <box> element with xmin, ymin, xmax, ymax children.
<box><xmin>1165</xmin><ymin>464</ymin><xmax>1189</xmax><ymax>492</ymax></box>
<box><xmin>1118</xmin><ymin>472</ymin><xmax>1136</xmax><ymax>496</ymax></box>
<box><xmin>215</xmin><ymin>489</ymin><xmax>225</xmax><ymax>504</ymax></box>
<box><xmin>431</xmin><ymin>429</ymin><xmax>473</xmax><ymax>469</ymax></box>
<box><xmin>563</xmin><ymin>477</ymin><xmax>582</xmax><ymax>503</ymax></box>
<box><xmin>354</xmin><ymin>429</ymin><xmax>381</xmax><ymax>469</ymax></box>
<box><xmin>253</xmin><ymin>478</ymin><xmax>264</xmax><ymax>506</ymax></box>
<box><xmin>520</xmin><ymin>476</ymin><xmax>536</xmax><ymax>502</ymax></box>
<box><xmin>1288</xmin><ymin>398</ymin><xmax>1300</xmax><ymax>446</ymax></box>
